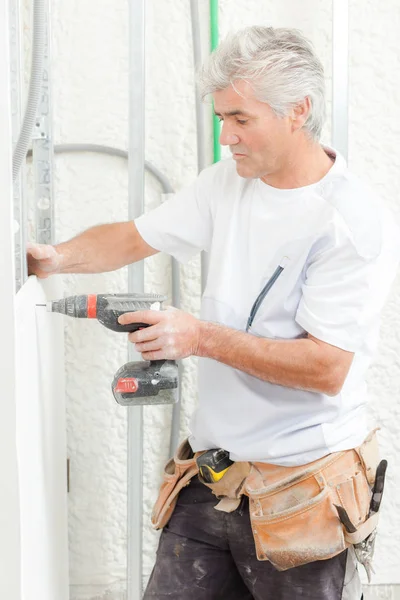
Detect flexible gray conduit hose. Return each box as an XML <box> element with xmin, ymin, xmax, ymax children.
<box><xmin>27</xmin><ymin>142</ymin><xmax>182</xmax><ymax>456</ymax></box>
<box><xmin>29</xmin><ymin>144</ymin><xmax>175</xmax><ymax>193</ymax></box>
<box><xmin>13</xmin><ymin>0</ymin><xmax>45</xmax><ymax>182</ymax></box>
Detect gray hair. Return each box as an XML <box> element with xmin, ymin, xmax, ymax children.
<box><xmin>198</xmin><ymin>26</ymin><xmax>326</xmax><ymax>140</ymax></box>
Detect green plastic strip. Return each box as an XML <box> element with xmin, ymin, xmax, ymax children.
<box><xmin>210</xmin><ymin>0</ymin><xmax>221</xmax><ymax>163</ymax></box>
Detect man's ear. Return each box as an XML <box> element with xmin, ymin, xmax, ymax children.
<box><xmin>290</xmin><ymin>97</ymin><xmax>311</xmax><ymax>132</ymax></box>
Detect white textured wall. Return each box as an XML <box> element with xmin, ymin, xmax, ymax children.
<box><xmin>22</xmin><ymin>0</ymin><xmax>400</xmax><ymax>598</ymax></box>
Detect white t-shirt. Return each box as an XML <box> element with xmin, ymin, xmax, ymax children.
<box><xmin>135</xmin><ymin>148</ymin><xmax>400</xmax><ymax>466</ymax></box>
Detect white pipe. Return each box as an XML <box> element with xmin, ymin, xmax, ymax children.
<box><xmin>190</xmin><ymin>0</ymin><xmax>209</xmax><ymax>294</ymax></box>
<box><xmin>189</xmin><ymin>0</ymin><xmax>207</xmax><ymax>174</ymax></box>
<box><xmin>128</xmin><ymin>0</ymin><xmax>145</xmax><ymax>597</ymax></box>
<box><xmin>332</xmin><ymin>0</ymin><xmax>349</xmax><ymax>162</ymax></box>
<box><xmin>167</xmin><ymin>0</ymin><xmax>208</xmax><ymax>458</ymax></box>
<box><xmin>169</xmin><ymin>225</ymin><xmax>182</xmax><ymax>458</ymax></box>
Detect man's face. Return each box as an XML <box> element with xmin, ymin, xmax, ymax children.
<box><xmin>213</xmin><ymin>80</ymin><xmax>294</xmax><ymax>181</ymax></box>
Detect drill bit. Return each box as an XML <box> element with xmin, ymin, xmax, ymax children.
<box><xmin>36</xmin><ymin>303</ymin><xmax>52</xmax><ymax>311</ymax></box>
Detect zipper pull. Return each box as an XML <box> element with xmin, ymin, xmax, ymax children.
<box><xmin>279</xmin><ymin>256</ymin><xmax>290</xmax><ymax>269</ymax></box>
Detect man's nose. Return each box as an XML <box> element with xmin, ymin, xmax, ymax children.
<box><xmin>219</xmin><ymin>124</ymin><xmax>240</xmax><ymax>146</ymax></box>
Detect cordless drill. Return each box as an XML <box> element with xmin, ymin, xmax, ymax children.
<box><xmin>38</xmin><ymin>293</ymin><xmax>178</xmax><ymax>406</ymax></box>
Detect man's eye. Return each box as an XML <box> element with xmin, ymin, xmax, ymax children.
<box><xmin>237</xmin><ymin>120</ymin><xmax>248</xmax><ymax>125</ymax></box>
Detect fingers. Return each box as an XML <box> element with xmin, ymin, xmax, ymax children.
<box><xmin>128</xmin><ymin>324</ymin><xmax>162</xmax><ymax>344</ymax></box>
<box><xmin>26</xmin><ymin>242</ymin><xmax>57</xmax><ymax>260</ymax></box>
<box><xmin>134</xmin><ymin>339</ymin><xmax>163</xmax><ymax>352</ymax></box>
<box><xmin>122</xmin><ymin>307</ymin><xmax>196</xmax><ymax>361</ymax></box>
<box><xmin>119</xmin><ymin>309</ymin><xmax>163</xmax><ymax>328</ymax></box>
<box><xmin>141</xmin><ymin>350</ymin><xmax>165</xmax><ymax>361</ymax></box>
<box><xmin>27</xmin><ymin>243</ymin><xmax>60</xmax><ymax>278</ymax></box>
<box><xmin>30</xmin><ymin>270</ymin><xmax>50</xmax><ymax>279</ymax></box>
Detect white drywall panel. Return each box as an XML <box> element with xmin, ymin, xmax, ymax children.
<box><xmin>15</xmin><ymin>276</ymin><xmax>69</xmax><ymax>600</ymax></box>
<box><xmin>0</xmin><ymin>0</ymin><xmax>21</xmax><ymax>598</ymax></box>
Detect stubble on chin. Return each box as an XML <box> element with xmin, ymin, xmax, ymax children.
<box><xmin>235</xmin><ymin>162</ymin><xmax>257</xmax><ymax>179</ymax></box>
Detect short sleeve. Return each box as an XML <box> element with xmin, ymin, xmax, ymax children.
<box><xmin>134</xmin><ymin>168</ymin><xmax>214</xmax><ymax>264</ymax></box>
<box><xmin>295</xmin><ymin>212</ymin><xmax>399</xmax><ymax>353</ymax></box>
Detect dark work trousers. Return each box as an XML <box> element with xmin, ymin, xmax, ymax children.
<box><xmin>143</xmin><ymin>475</ymin><xmax>363</xmax><ymax>600</ymax></box>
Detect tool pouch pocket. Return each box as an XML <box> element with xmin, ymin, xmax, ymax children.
<box><xmin>354</xmin><ymin>428</ymin><xmax>381</xmax><ymax>486</ymax></box>
<box><xmin>198</xmin><ymin>461</ymin><xmax>251</xmax><ymax>513</ymax></box>
<box><xmin>151</xmin><ymin>439</ymin><xmax>200</xmax><ymax>530</ymax></box>
<box><xmin>245</xmin><ymin>446</ymin><xmax>373</xmax><ymax>571</ymax></box>
<box><xmin>341</xmin><ymin>428</ymin><xmax>383</xmax><ymax>547</ymax></box>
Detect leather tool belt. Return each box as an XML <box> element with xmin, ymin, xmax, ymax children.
<box><xmin>151</xmin><ymin>429</ymin><xmax>381</xmax><ymax>571</ymax></box>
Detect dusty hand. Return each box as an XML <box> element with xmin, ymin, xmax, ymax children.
<box><xmin>26</xmin><ymin>242</ymin><xmax>62</xmax><ymax>278</ymax></box>
<box><xmin>118</xmin><ymin>306</ymin><xmax>202</xmax><ymax>360</ymax></box>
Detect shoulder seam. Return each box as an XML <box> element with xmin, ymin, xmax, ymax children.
<box><xmin>317</xmin><ymin>179</ymin><xmax>382</xmax><ymax>260</ymax></box>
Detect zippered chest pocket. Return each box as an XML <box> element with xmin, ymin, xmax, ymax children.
<box><xmin>246</xmin><ymin>237</ymin><xmax>315</xmax><ymax>338</ymax></box>
<box><xmin>246</xmin><ymin>257</ymin><xmax>290</xmax><ymax>332</ymax></box>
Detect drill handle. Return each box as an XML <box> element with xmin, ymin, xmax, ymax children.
<box><xmin>117</xmin><ymin>320</ymin><xmax>150</xmax><ymax>333</ymax></box>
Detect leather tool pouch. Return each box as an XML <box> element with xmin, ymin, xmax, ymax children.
<box><xmin>151</xmin><ymin>439</ymin><xmax>201</xmax><ymax>530</ymax></box>
<box><xmin>198</xmin><ymin>460</ymin><xmax>251</xmax><ymax>513</ymax></box>
<box><xmin>244</xmin><ymin>430</ymin><xmax>381</xmax><ymax>571</ymax></box>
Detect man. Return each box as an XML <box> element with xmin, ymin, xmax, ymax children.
<box><xmin>28</xmin><ymin>26</ymin><xmax>399</xmax><ymax>600</ymax></box>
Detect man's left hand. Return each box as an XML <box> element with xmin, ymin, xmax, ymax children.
<box><xmin>118</xmin><ymin>307</ymin><xmax>201</xmax><ymax>360</ymax></box>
